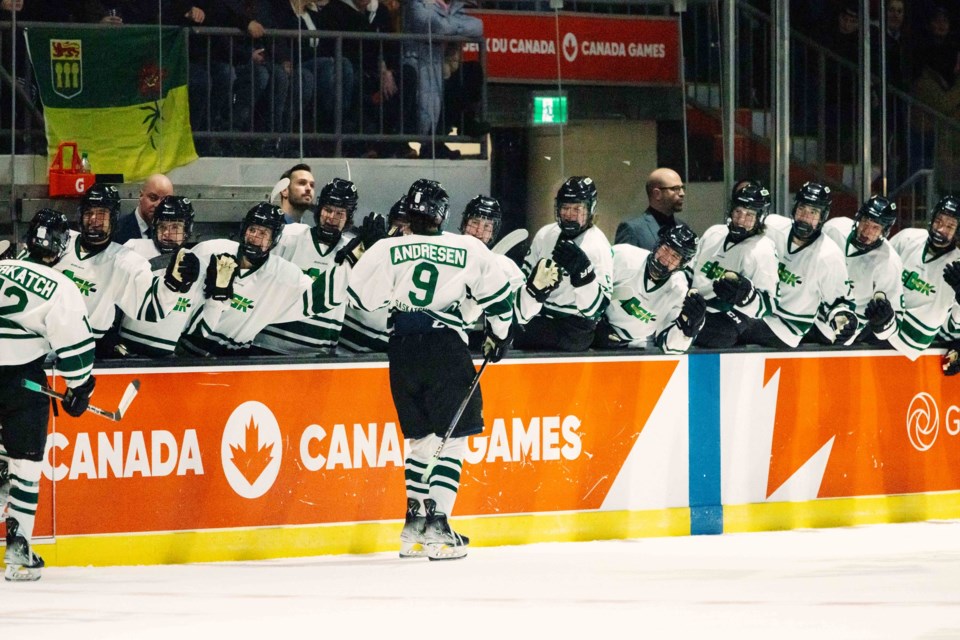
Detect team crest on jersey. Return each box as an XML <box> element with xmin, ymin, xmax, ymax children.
<box><xmin>778</xmin><ymin>263</ymin><xmax>802</xmax><ymax>287</ymax></box>
<box><xmin>173</xmin><ymin>297</ymin><xmax>192</xmax><ymax>313</ymax></box>
<box><xmin>50</xmin><ymin>39</ymin><xmax>83</xmax><ymax>99</ymax></box>
<box><xmin>620</xmin><ymin>298</ymin><xmax>656</xmax><ymax>323</ymax></box>
<box><xmin>61</xmin><ymin>269</ymin><xmax>96</xmax><ymax>296</ymax></box>
<box><xmin>902</xmin><ymin>270</ymin><xmax>936</xmax><ymax>295</ymax></box>
<box><xmin>230</xmin><ymin>295</ymin><xmax>255</xmax><ymax>312</ymax></box>
<box><xmin>700</xmin><ymin>260</ymin><xmax>726</xmax><ymax>281</ymax></box>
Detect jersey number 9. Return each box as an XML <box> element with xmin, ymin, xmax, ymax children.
<box><xmin>409</xmin><ymin>263</ymin><xmax>438</xmax><ymax>306</ymax></box>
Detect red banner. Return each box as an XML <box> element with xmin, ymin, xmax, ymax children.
<box><xmin>463</xmin><ymin>11</ymin><xmax>680</xmax><ymax>85</ymax></box>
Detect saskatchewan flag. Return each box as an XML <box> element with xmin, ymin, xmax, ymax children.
<box><xmin>25</xmin><ymin>26</ymin><xmax>197</xmax><ymax>181</ymax></box>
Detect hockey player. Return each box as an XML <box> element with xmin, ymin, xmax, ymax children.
<box><xmin>0</xmin><ymin>210</ymin><xmax>95</xmax><ymax>581</ymax></box>
<box><xmin>119</xmin><ymin>196</ymin><xmax>199</xmax><ymax>356</ymax></box>
<box><xmin>690</xmin><ymin>181</ymin><xmax>779</xmax><ymax>348</ymax></box>
<box><xmin>883</xmin><ymin>195</ymin><xmax>960</xmax><ymax>361</ymax></box>
<box><xmin>597</xmin><ymin>224</ymin><xmax>707</xmax><ymax>352</ymax></box>
<box><xmin>346</xmin><ymin>179</ymin><xmax>514</xmax><ymax>560</ymax></box>
<box><xmin>176</xmin><ymin>203</ymin><xmax>347</xmax><ymax>356</ymax></box>
<box><xmin>818</xmin><ymin>195</ymin><xmax>904</xmax><ymax>344</ymax></box>
<box><xmin>514</xmin><ymin>176</ymin><xmax>613</xmax><ymax>352</ymax></box>
<box><xmin>253</xmin><ymin>178</ymin><xmax>386</xmax><ymax>355</ymax></box>
<box><xmin>739</xmin><ymin>182</ymin><xmax>856</xmax><ymax>348</ymax></box>
<box><xmin>50</xmin><ymin>184</ymin><xmax>200</xmax><ymax>358</ymax></box>
<box><xmin>340</xmin><ymin>196</ymin><xmax>411</xmax><ymax>354</ymax></box>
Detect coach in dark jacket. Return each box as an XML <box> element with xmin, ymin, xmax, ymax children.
<box><xmin>614</xmin><ymin>167</ymin><xmax>686</xmax><ymax>251</ymax></box>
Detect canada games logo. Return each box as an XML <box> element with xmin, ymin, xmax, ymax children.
<box><xmin>221</xmin><ymin>401</ymin><xmax>283</xmax><ymax>498</ymax></box>
<box><xmin>562</xmin><ymin>32</ymin><xmax>578</xmax><ymax>62</ymax></box>
<box><xmin>906</xmin><ymin>392</ymin><xmax>960</xmax><ymax>452</ymax></box>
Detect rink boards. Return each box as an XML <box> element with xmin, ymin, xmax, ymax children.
<box><xmin>26</xmin><ymin>349</ymin><xmax>960</xmax><ymax>566</ymax></box>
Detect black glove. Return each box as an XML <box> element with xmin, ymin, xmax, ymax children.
<box><xmin>62</xmin><ymin>376</ymin><xmax>96</xmax><ymax>418</ymax></box>
<box><xmin>676</xmin><ymin>290</ymin><xmax>707</xmax><ymax>338</ymax></box>
<box><xmin>552</xmin><ymin>240</ymin><xmax>595</xmax><ymax>287</ymax></box>
<box><xmin>334</xmin><ymin>236</ymin><xmax>364</xmax><ymax>267</ymax></box>
<box><xmin>525</xmin><ymin>258</ymin><xmax>561</xmax><ymax>302</ymax></box>
<box><xmin>830</xmin><ymin>309</ymin><xmax>858</xmax><ymax>344</ymax></box>
<box><xmin>163</xmin><ymin>249</ymin><xmax>200</xmax><ymax>293</ymax></box>
<box><xmin>592</xmin><ymin>318</ymin><xmax>629</xmax><ymax>349</ymax></box>
<box><xmin>864</xmin><ymin>295</ymin><xmax>895</xmax><ymax>333</ymax></box>
<box><xmin>943</xmin><ymin>348</ymin><xmax>960</xmax><ymax>376</ymax></box>
<box><xmin>713</xmin><ymin>271</ymin><xmax>755</xmax><ymax>307</ymax></box>
<box><xmin>358</xmin><ymin>212</ymin><xmax>387</xmax><ymax>250</ymax></box>
<box><xmin>482</xmin><ymin>322</ymin><xmax>511</xmax><ymax>363</ymax></box>
<box><xmin>204</xmin><ymin>253</ymin><xmax>239</xmax><ymax>301</ymax></box>
<box><xmin>944</xmin><ymin>261</ymin><xmax>960</xmax><ymax>302</ymax></box>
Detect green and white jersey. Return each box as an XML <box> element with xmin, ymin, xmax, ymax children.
<box><xmin>689</xmin><ymin>223</ymin><xmax>778</xmax><ymax>318</ymax></box>
<box><xmin>347</xmin><ymin>231</ymin><xmax>515</xmax><ymax>343</ymax></box>
<box><xmin>0</xmin><ymin>258</ymin><xmax>94</xmax><ymax>387</ymax></box>
<box><xmin>182</xmin><ymin>239</ymin><xmax>336</xmax><ymax>352</ymax></box>
<box><xmin>253</xmin><ymin>223</ymin><xmax>349</xmax><ymax>355</ymax></box>
<box><xmin>339</xmin><ymin>305</ymin><xmax>390</xmax><ymax>354</ymax></box>
<box><xmin>761</xmin><ymin>215</ymin><xmax>854</xmax><ymax>347</ymax></box>
<box><xmin>461</xmin><ymin>252</ymin><xmax>525</xmax><ymax>327</ymax></box>
<box><xmin>605</xmin><ymin>245</ymin><xmax>694</xmax><ymax>354</ymax></box>
<box><xmin>820</xmin><ymin>217</ymin><xmax>904</xmax><ymax>341</ymax></box>
<box><xmin>518</xmin><ymin>224</ymin><xmax>612</xmax><ymax>323</ymax></box>
<box><xmin>53</xmin><ymin>231</ymin><xmax>178</xmax><ymax>339</ymax></box>
<box><xmin>889</xmin><ymin>228</ymin><xmax>960</xmax><ymax>360</ymax></box>
<box><xmin>119</xmin><ymin>239</ymin><xmax>201</xmax><ymax>356</ymax></box>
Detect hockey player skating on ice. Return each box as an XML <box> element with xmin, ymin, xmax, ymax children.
<box><xmin>346</xmin><ymin>179</ymin><xmax>514</xmax><ymax>560</ymax></box>
<box><xmin>689</xmin><ymin>181</ymin><xmax>779</xmax><ymax>348</ymax></box>
<box><xmin>596</xmin><ymin>223</ymin><xmax>707</xmax><ymax>353</ymax></box>
<box><xmin>739</xmin><ymin>182</ymin><xmax>856</xmax><ymax>348</ymax></box>
<box><xmin>254</xmin><ymin>178</ymin><xmax>386</xmax><ymax>355</ymax></box>
<box><xmin>0</xmin><ymin>210</ymin><xmax>95</xmax><ymax>581</ymax></box>
<box><xmin>819</xmin><ymin>195</ymin><xmax>904</xmax><ymax>344</ymax></box>
<box><xmin>514</xmin><ymin>176</ymin><xmax>613</xmax><ymax>352</ymax></box>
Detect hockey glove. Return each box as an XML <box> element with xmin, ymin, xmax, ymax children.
<box><xmin>864</xmin><ymin>294</ymin><xmax>896</xmax><ymax>334</ymax></box>
<box><xmin>676</xmin><ymin>289</ymin><xmax>707</xmax><ymax>338</ymax></box>
<box><xmin>552</xmin><ymin>240</ymin><xmax>596</xmax><ymax>287</ymax></box>
<box><xmin>359</xmin><ymin>212</ymin><xmax>388</xmax><ymax>250</ymax></box>
<box><xmin>62</xmin><ymin>376</ymin><xmax>96</xmax><ymax>418</ymax></box>
<box><xmin>943</xmin><ymin>347</ymin><xmax>960</xmax><ymax>377</ymax></box>
<box><xmin>944</xmin><ymin>261</ymin><xmax>960</xmax><ymax>302</ymax></box>
<box><xmin>482</xmin><ymin>322</ymin><xmax>511</xmax><ymax>363</ymax></box>
<box><xmin>713</xmin><ymin>271</ymin><xmax>756</xmax><ymax>307</ymax></box>
<box><xmin>829</xmin><ymin>309</ymin><xmax>859</xmax><ymax>344</ymax></box>
<box><xmin>525</xmin><ymin>258</ymin><xmax>561</xmax><ymax>302</ymax></box>
<box><xmin>334</xmin><ymin>236</ymin><xmax>365</xmax><ymax>267</ymax></box>
<box><xmin>593</xmin><ymin>319</ymin><xmax>629</xmax><ymax>349</ymax></box>
<box><xmin>204</xmin><ymin>253</ymin><xmax>239</xmax><ymax>301</ymax></box>
<box><xmin>163</xmin><ymin>249</ymin><xmax>200</xmax><ymax>293</ymax></box>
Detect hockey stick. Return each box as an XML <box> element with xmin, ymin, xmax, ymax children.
<box><xmin>491</xmin><ymin>229</ymin><xmax>529</xmax><ymax>255</ymax></box>
<box><xmin>420</xmin><ymin>355</ymin><xmax>491</xmax><ymax>482</ymax></box>
<box><xmin>0</xmin><ymin>239</ymin><xmax>10</xmax><ymax>258</ymax></box>
<box><xmin>21</xmin><ymin>379</ymin><xmax>141</xmax><ymax>422</ymax></box>
<box><xmin>269</xmin><ymin>177</ymin><xmax>290</xmax><ymax>204</ymax></box>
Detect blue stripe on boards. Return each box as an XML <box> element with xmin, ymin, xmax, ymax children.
<box><xmin>688</xmin><ymin>353</ymin><xmax>723</xmax><ymax>535</ymax></box>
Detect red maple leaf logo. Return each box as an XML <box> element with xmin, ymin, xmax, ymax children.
<box><xmin>229</xmin><ymin>418</ymin><xmax>274</xmax><ymax>485</ymax></box>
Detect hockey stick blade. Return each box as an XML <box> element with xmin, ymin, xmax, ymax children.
<box><xmin>0</xmin><ymin>239</ymin><xmax>11</xmax><ymax>258</ymax></box>
<box><xmin>21</xmin><ymin>379</ymin><xmax>133</xmax><ymax>422</ymax></box>
<box><xmin>269</xmin><ymin>177</ymin><xmax>290</xmax><ymax>204</ymax></box>
<box><xmin>116</xmin><ymin>379</ymin><xmax>141</xmax><ymax>419</ymax></box>
<box><xmin>491</xmin><ymin>229</ymin><xmax>529</xmax><ymax>255</ymax></box>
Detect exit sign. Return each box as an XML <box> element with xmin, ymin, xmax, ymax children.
<box><xmin>532</xmin><ymin>95</ymin><xmax>568</xmax><ymax>125</ymax></box>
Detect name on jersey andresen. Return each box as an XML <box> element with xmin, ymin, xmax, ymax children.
<box><xmin>0</xmin><ymin>264</ymin><xmax>58</xmax><ymax>299</ymax></box>
<box><xmin>391</xmin><ymin>243</ymin><xmax>467</xmax><ymax>268</ymax></box>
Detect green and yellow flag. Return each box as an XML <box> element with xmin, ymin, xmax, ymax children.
<box><xmin>25</xmin><ymin>26</ymin><xmax>197</xmax><ymax>181</ymax></box>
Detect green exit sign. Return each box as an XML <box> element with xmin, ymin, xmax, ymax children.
<box><xmin>532</xmin><ymin>95</ymin><xmax>568</xmax><ymax>125</ymax></box>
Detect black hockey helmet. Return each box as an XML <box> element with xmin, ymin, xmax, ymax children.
<box><xmin>77</xmin><ymin>183</ymin><xmax>121</xmax><ymax>245</ymax></box>
<box><xmin>239</xmin><ymin>202</ymin><xmax>284</xmax><ymax>266</ymax></box>
<box><xmin>852</xmin><ymin>195</ymin><xmax>897</xmax><ymax>251</ymax></box>
<box><xmin>647</xmin><ymin>223</ymin><xmax>699</xmax><ymax>281</ymax></box>
<box><xmin>727</xmin><ymin>181</ymin><xmax>771</xmax><ymax>241</ymax></box>
<box><xmin>152</xmin><ymin>196</ymin><xmax>195</xmax><ymax>254</ymax></box>
<box><xmin>791</xmin><ymin>181</ymin><xmax>832</xmax><ymax>241</ymax></box>
<box><xmin>555</xmin><ymin>176</ymin><xmax>598</xmax><ymax>239</ymax></box>
<box><xmin>928</xmin><ymin>195</ymin><xmax>960</xmax><ymax>249</ymax></box>
<box><xmin>460</xmin><ymin>195</ymin><xmax>503</xmax><ymax>247</ymax></box>
<box><xmin>387</xmin><ymin>195</ymin><xmax>410</xmax><ymax>236</ymax></box>
<box><xmin>314</xmin><ymin>178</ymin><xmax>358</xmax><ymax>246</ymax></box>
<box><xmin>404</xmin><ymin>179</ymin><xmax>450</xmax><ymax>232</ymax></box>
<box><xmin>25</xmin><ymin>208</ymin><xmax>71</xmax><ymax>265</ymax></box>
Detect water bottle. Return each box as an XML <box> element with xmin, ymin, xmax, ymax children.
<box><xmin>80</xmin><ymin>152</ymin><xmax>92</xmax><ymax>173</ymax></box>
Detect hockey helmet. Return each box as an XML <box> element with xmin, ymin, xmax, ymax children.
<box><xmin>404</xmin><ymin>179</ymin><xmax>450</xmax><ymax>232</ymax></box>
<box><xmin>726</xmin><ymin>182</ymin><xmax>771</xmax><ymax>241</ymax></box>
<box><xmin>791</xmin><ymin>181</ymin><xmax>832</xmax><ymax>241</ymax></box>
<box><xmin>152</xmin><ymin>196</ymin><xmax>195</xmax><ymax>254</ymax></box>
<box><xmin>314</xmin><ymin>178</ymin><xmax>358</xmax><ymax>246</ymax></box>
<box><xmin>239</xmin><ymin>202</ymin><xmax>284</xmax><ymax>266</ymax></box>
<box><xmin>851</xmin><ymin>195</ymin><xmax>897</xmax><ymax>251</ymax></box>
<box><xmin>387</xmin><ymin>195</ymin><xmax>410</xmax><ymax>236</ymax></box>
<box><xmin>25</xmin><ymin>208</ymin><xmax>71</xmax><ymax>265</ymax></box>
<box><xmin>460</xmin><ymin>195</ymin><xmax>503</xmax><ymax>247</ymax></box>
<box><xmin>555</xmin><ymin>176</ymin><xmax>598</xmax><ymax>239</ymax></box>
<box><xmin>647</xmin><ymin>223</ymin><xmax>699</xmax><ymax>281</ymax></box>
<box><xmin>928</xmin><ymin>195</ymin><xmax>960</xmax><ymax>249</ymax></box>
<box><xmin>77</xmin><ymin>183</ymin><xmax>121</xmax><ymax>246</ymax></box>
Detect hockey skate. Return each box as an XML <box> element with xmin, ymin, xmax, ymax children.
<box><xmin>399</xmin><ymin>498</ymin><xmax>427</xmax><ymax>559</ymax></box>
<box><xmin>4</xmin><ymin>517</ymin><xmax>44</xmax><ymax>582</ymax></box>
<box><xmin>423</xmin><ymin>499</ymin><xmax>469</xmax><ymax>561</ymax></box>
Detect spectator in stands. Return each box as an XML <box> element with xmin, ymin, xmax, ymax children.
<box><xmin>81</xmin><ymin>0</ymin><xmax>165</xmax><ymax>24</ymax></box>
<box><xmin>402</xmin><ymin>0</ymin><xmax>482</xmax><ymax>159</ymax></box>
<box><xmin>823</xmin><ymin>0</ymin><xmax>860</xmax><ymax>162</ymax></box>
<box><xmin>278</xmin><ymin>163</ymin><xmax>316</xmax><ymax>225</ymax></box>
<box><xmin>114</xmin><ymin>174</ymin><xmax>174</xmax><ymax>245</ymax></box>
<box><xmin>614</xmin><ymin>167</ymin><xmax>686</xmax><ymax>251</ymax></box>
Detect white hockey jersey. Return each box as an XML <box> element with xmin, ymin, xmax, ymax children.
<box><xmin>460</xmin><ymin>252</ymin><xmax>525</xmax><ymax>327</ymax></box>
<box><xmin>761</xmin><ymin>215</ymin><xmax>854</xmax><ymax>347</ymax></box>
<box><xmin>889</xmin><ymin>228</ymin><xmax>960</xmax><ymax>359</ymax></box>
<box><xmin>605</xmin><ymin>244</ymin><xmax>694</xmax><ymax>353</ymax></box>
<box><xmin>689</xmin><ymin>223</ymin><xmax>779</xmax><ymax>318</ymax></box>
<box><xmin>518</xmin><ymin>224</ymin><xmax>612</xmax><ymax>324</ymax></box>
<box><xmin>53</xmin><ymin>232</ymin><xmax>178</xmax><ymax>339</ymax></box>
<box><xmin>181</xmin><ymin>239</ymin><xmax>334</xmax><ymax>353</ymax></box>
<box><xmin>339</xmin><ymin>305</ymin><xmax>391</xmax><ymax>354</ymax></box>
<box><xmin>0</xmin><ymin>259</ymin><xmax>94</xmax><ymax>386</ymax></box>
<box><xmin>347</xmin><ymin>232</ymin><xmax>514</xmax><ymax>343</ymax></box>
<box><xmin>253</xmin><ymin>224</ymin><xmax>350</xmax><ymax>355</ymax></box>
<box><xmin>820</xmin><ymin>217</ymin><xmax>904</xmax><ymax>341</ymax></box>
